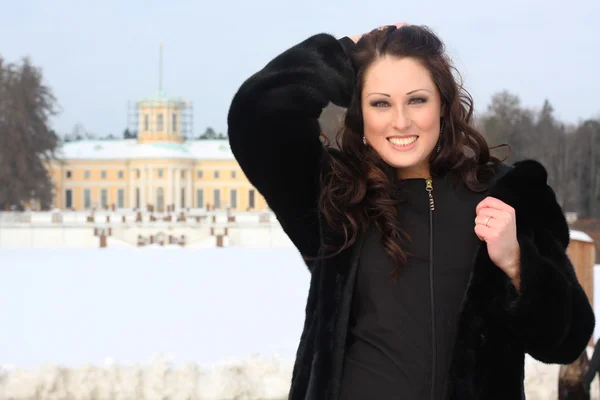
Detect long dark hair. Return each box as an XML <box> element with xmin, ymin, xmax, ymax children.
<box><xmin>317</xmin><ymin>25</ymin><xmax>502</xmax><ymax>282</ymax></box>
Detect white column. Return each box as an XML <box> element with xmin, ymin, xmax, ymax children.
<box><xmin>140</xmin><ymin>167</ymin><xmax>146</xmax><ymax>210</ymax></box>
<box><xmin>175</xmin><ymin>168</ymin><xmax>181</xmax><ymax>210</ymax></box>
<box><xmin>148</xmin><ymin>166</ymin><xmax>154</xmax><ymax>208</ymax></box>
<box><xmin>128</xmin><ymin>166</ymin><xmax>134</xmax><ymax>209</ymax></box>
<box><xmin>167</xmin><ymin>167</ymin><xmax>173</xmax><ymax>208</ymax></box>
<box><xmin>186</xmin><ymin>168</ymin><xmax>192</xmax><ymax>208</ymax></box>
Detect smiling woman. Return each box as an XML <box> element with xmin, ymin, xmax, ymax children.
<box><xmin>361</xmin><ymin>56</ymin><xmax>442</xmax><ymax>178</ymax></box>
<box><xmin>227</xmin><ymin>24</ymin><xmax>594</xmax><ymax>400</ymax></box>
<box><xmin>322</xmin><ymin>25</ymin><xmax>495</xmax><ymax>270</ymax></box>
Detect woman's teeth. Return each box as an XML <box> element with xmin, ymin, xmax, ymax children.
<box><xmin>388</xmin><ymin>136</ymin><xmax>417</xmax><ymax>146</ymax></box>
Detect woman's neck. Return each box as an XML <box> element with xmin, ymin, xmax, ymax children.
<box><xmin>396</xmin><ymin>165</ymin><xmax>431</xmax><ymax>180</ymax></box>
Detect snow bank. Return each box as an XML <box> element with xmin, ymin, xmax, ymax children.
<box><xmin>1</xmin><ymin>354</ymin><xmax>599</xmax><ymax>399</ymax></box>
<box><xmin>0</xmin><ymin>355</ymin><xmax>292</xmax><ymax>400</ymax></box>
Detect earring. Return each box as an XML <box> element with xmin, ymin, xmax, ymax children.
<box><xmin>363</xmin><ymin>136</ymin><xmax>367</xmax><ymax>145</ymax></box>
<box><xmin>436</xmin><ymin>119</ymin><xmax>445</xmax><ymax>154</ymax></box>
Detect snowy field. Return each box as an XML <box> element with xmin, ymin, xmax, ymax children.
<box><xmin>0</xmin><ymin>246</ymin><xmax>599</xmax><ymax>399</ymax></box>
<box><xmin>0</xmin><ymin>247</ymin><xmax>311</xmax><ymax>368</ymax></box>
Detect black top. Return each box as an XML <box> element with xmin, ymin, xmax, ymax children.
<box><xmin>339</xmin><ymin>174</ymin><xmax>487</xmax><ymax>400</ymax></box>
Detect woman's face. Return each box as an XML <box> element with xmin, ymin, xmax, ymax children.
<box><xmin>361</xmin><ymin>56</ymin><xmax>443</xmax><ymax>179</ymax></box>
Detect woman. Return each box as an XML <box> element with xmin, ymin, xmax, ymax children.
<box><xmin>227</xmin><ymin>24</ymin><xmax>595</xmax><ymax>400</ymax></box>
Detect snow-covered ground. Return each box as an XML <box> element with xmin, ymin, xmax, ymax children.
<box><xmin>0</xmin><ymin>247</ymin><xmax>311</xmax><ymax>368</ymax></box>
<box><xmin>0</xmin><ymin>247</ymin><xmax>599</xmax><ymax>399</ymax></box>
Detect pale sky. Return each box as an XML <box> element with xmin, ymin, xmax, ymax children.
<box><xmin>1</xmin><ymin>0</ymin><xmax>598</xmax><ymax>138</ymax></box>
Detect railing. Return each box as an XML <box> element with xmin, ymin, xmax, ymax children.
<box><xmin>0</xmin><ymin>209</ymin><xmax>276</xmax><ymax>226</ymax></box>
<box><xmin>0</xmin><ymin>209</ymin><xmax>290</xmax><ymax>249</ymax></box>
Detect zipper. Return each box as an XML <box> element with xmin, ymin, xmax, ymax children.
<box><xmin>426</xmin><ymin>178</ymin><xmax>436</xmax><ymax>400</ymax></box>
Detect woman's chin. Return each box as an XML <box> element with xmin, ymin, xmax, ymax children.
<box><xmin>377</xmin><ymin>151</ymin><xmax>429</xmax><ymax>172</ymax></box>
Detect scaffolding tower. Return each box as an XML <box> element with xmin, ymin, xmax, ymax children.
<box><xmin>125</xmin><ymin>41</ymin><xmax>195</xmax><ymax>140</ymax></box>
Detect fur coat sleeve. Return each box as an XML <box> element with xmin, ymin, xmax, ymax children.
<box><xmin>493</xmin><ymin>160</ymin><xmax>595</xmax><ymax>364</ymax></box>
<box><xmin>226</xmin><ymin>33</ymin><xmax>356</xmax><ymax>260</ymax></box>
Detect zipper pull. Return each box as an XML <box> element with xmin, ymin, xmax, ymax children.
<box><xmin>426</xmin><ymin>178</ymin><xmax>435</xmax><ymax>211</ymax></box>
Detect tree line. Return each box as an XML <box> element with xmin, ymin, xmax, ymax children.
<box><xmin>476</xmin><ymin>91</ymin><xmax>600</xmax><ymax>219</ymax></box>
<box><xmin>0</xmin><ymin>56</ymin><xmax>598</xmax><ymax>217</ymax></box>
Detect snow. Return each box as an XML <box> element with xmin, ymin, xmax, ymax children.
<box><xmin>55</xmin><ymin>139</ymin><xmax>235</xmax><ymax>161</ymax></box>
<box><xmin>0</xmin><ymin>247</ymin><xmax>310</xmax><ymax>368</ymax></box>
<box><xmin>571</xmin><ymin>229</ymin><xmax>595</xmax><ymax>243</ymax></box>
<box><xmin>1</xmin><ymin>247</ymin><xmax>600</xmax><ymax>399</ymax></box>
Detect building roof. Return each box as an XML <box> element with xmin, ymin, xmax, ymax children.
<box><xmin>55</xmin><ymin>139</ymin><xmax>235</xmax><ymax>161</ymax></box>
<box><xmin>571</xmin><ymin>229</ymin><xmax>595</xmax><ymax>243</ymax></box>
<box><xmin>570</xmin><ymin>219</ymin><xmax>600</xmax><ymax>235</ymax></box>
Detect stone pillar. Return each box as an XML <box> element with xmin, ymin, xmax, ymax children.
<box><xmin>148</xmin><ymin>166</ymin><xmax>154</xmax><ymax>208</ymax></box>
<box><xmin>140</xmin><ymin>167</ymin><xmax>146</xmax><ymax>210</ymax></box>
<box><xmin>167</xmin><ymin>167</ymin><xmax>174</xmax><ymax>208</ymax></box>
<box><xmin>174</xmin><ymin>168</ymin><xmax>181</xmax><ymax>210</ymax></box>
<box><xmin>128</xmin><ymin>166</ymin><xmax>134</xmax><ymax>209</ymax></box>
<box><xmin>186</xmin><ymin>167</ymin><xmax>193</xmax><ymax>208</ymax></box>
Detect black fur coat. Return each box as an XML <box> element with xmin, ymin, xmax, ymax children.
<box><xmin>227</xmin><ymin>32</ymin><xmax>596</xmax><ymax>400</ymax></box>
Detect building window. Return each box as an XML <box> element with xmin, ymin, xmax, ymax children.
<box><xmin>84</xmin><ymin>170</ymin><xmax>90</xmax><ymax>179</ymax></box>
<box><xmin>172</xmin><ymin>113</ymin><xmax>177</xmax><ymax>132</ymax></box>
<box><xmin>213</xmin><ymin>189</ymin><xmax>221</xmax><ymax>209</ymax></box>
<box><xmin>230</xmin><ymin>189</ymin><xmax>237</xmax><ymax>209</ymax></box>
<box><xmin>117</xmin><ymin>189</ymin><xmax>125</xmax><ymax>208</ymax></box>
<box><xmin>197</xmin><ymin>170</ymin><xmax>203</xmax><ymax>178</ymax></box>
<box><xmin>65</xmin><ymin>189</ymin><xmax>73</xmax><ymax>209</ymax></box>
<box><xmin>118</xmin><ymin>170</ymin><xmax>124</xmax><ymax>179</ymax></box>
<box><xmin>84</xmin><ymin>189</ymin><xmax>91</xmax><ymax>209</ymax></box>
<box><xmin>156</xmin><ymin>187</ymin><xmax>164</xmax><ymax>211</ymax></box>
<box><xmin>181</xmin><ymin>170</ymin><xmax>186</xmax><ymax>179</ymax></box>
<box><xmin>214</xmin><ymin>170</ymin><xmax>219</xmax><ymax>179</ymax></box>
<box><xmin>66</xmin><ymin>170</ymin><xmax>72</xmax><ymax>179</ymax></box>
<box><xmin>101</xmin><ymin>170</ymin><xmax>107</xmax><ymax>179</ymax></box>
<box><xmin>249</xmin><ymin>189</ymin><xmax>255</xmax><ymax>209</ymax></box>
<box><xmin>158</xmin><ymin>169</ymin><xmax>164</xmax><ymax>178</ymax></box>
<box><xmin>136</xmin><ymin>188</ymin><xmax>140</xmax><ymax>209</ymax></box>
<box><xmin>196</xmin><ymin>189</ymin><xmax>204</xmax><ymax>208</ymax></box>
<box><xmin>181</xmin><ymin>188</ymin><xmax>186</xmax><ymax>208</ymax></box>
<box><xmin>136</xmin><ymin>169</ymin><xmax>140</xmax><ymax>179</ymax></box>
<box><xmin>144</xmin><ymin>114</ymin><xmax>149</xmax><ymax>131</ymax></box>
<box><xmin>157</xmin><ymin>114</ymin><xmax>164</xmax><ymax>131</ymax></box>
<box><xmin>231</xmin><ymin>171</ymin><xmax>237</xmax><ymax>178</ymax></box>
<box><xmin>101</xmin><ymin>189</ymin><xmax>108</xmax><ymax>208</ymax></box>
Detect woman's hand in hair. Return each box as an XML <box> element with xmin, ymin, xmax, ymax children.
<box><xmin>348</xmin><ymin>23</ymin><xmax>408</xmax><ymax>43</ymax></box>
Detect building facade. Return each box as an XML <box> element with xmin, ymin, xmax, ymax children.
<box><xmin>48</xmin><ymin>92</ymin><xmax>267</xmax><ymax>212</ymax></box>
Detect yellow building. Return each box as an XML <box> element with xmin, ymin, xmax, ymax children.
<box><xmin>48</xmin><ymin>90</ymin><xmax>267</xmax><ymax>212</ymax></box>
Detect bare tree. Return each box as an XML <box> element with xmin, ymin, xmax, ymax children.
<box><xmin>480</xmin><ymin>91</ymin><xmax>535</xmax><ymax>162</ymax></box>
<box><xmin>0</xmin><ymin>56</ymin><xmax>59</xmax><ymax>209</ymax></box>
<box><xmin>479</xmin><ymin>92</ymin><xmax>600</xmax><ymax>217</ymax></box>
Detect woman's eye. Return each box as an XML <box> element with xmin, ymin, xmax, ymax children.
<box><xmin>370</xmin><ymin>101</ymin><xmax>390</xmax><ymax>107</ymax></box>
<box><xmin>409</xmin><ymin>97</ymin><xmax>427</xmax><ymax>104</ymax></box>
